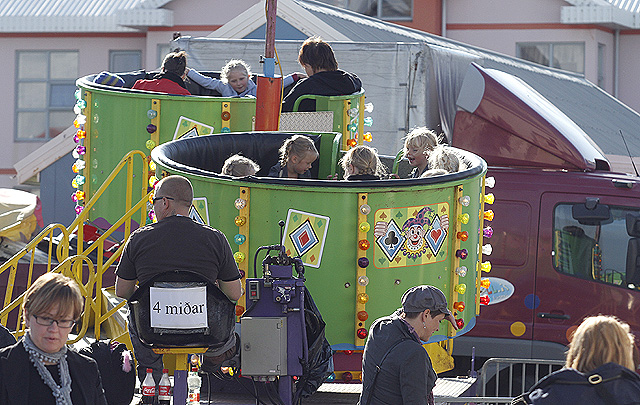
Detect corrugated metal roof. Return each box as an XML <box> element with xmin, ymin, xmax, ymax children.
<box><xmin>608</xmin><ymin>0</ymin><xmax>640</xmax><ymax>13</ymax></box>
<box><xmin>297</xmin><ymin>0</ymin><xmax>640</xmax><ymax>158</ymax></box>
<box><xmin>0</xmin><ymin>0</ymin><xmax>170</xmax><ymax>31</ymax></box>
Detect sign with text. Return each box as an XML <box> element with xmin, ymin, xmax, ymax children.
<box><xmin>149</xmin><ymin>286</ymin><xmax>208</xmax><ymax>329</ymax></box>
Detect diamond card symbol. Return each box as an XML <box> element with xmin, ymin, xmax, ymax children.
<box><xmin>290</xmin><ymin>219</ymin><xmax>319</xmax><ymax>257</ymax></box>
<box><xmin>425</xmin><ymin>215</ymin><xmax>446</xmax><ymax>254</ymax></box>
<box><xmin>376</xmin><ymin>219</ymin><xmax>405</xmax><ymax>261</ymax></box>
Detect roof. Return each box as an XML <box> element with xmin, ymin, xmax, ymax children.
<box><xmin>563</xmin><ymin>0</ymin><xmax>640</xmax><ymax>29</ymax></box>
<box><xmin>0</xmin><ymin>0</ymin><xmax>172</xmax><ymax>32</ymax></box>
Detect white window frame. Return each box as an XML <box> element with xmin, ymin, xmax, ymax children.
<box><xmin>516</xmin><ymin>42</ymin><xmax>585</xmax><ymax>75</ymax></box>
<box><xmin>15</xmin><ymin>50</ymin><xmax>79</xmax><ymax>142</ymax></box>
<box><xmin>109</xmin><ymin>50</ymin><xmax>142</xmax><ymax>73</ymax></box>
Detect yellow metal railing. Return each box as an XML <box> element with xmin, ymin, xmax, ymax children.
<box><xmin>0</xmin><ymin>150</ymin><xmax>151</xmax><ymax>342</ymax></box>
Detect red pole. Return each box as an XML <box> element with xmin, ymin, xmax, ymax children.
<box><xmin>255</xmin><ymin>0</ymin><xmax>282</xmax><ymax>131</ymax></box>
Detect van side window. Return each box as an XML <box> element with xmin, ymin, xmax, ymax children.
<box><xmin>553</xmin><ymin>204</ymin><xmax>639</xmax><ymax>288</ymax></box>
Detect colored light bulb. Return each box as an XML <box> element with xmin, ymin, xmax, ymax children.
<box><xmin>149</xmin><ymin>211</ymin><xmax>156</xmax><ymax>222</ymax></box>
<box><xmin>76</xmin><ymin>129</ymin><xmax>86</xmax><ymax>139</ymax></box>
<box><xmin>233</xmin><ymin>251</ymin><xmax>245</xmax><ymax>263</ymax></box>
<box><xmin>459</xmin><ymin>195</ymin><xmax>470</xmax><ymax>207</ymax></box>
<box><xmin>453</xmin><ymin>301</ymin><xmax>465</xmax><ymax>312</ymax></box>
<box><xmin>480</xmin><ymin>261</ymin><xmax>492</xmax><ymax>272</ymax></box>
<box><xmin>363</xmin><ymin>132</ymin><xmax>373</xmax><ymax>142</ymax></box>
<box><xmin>360</xmin><ymin>204</ymin><xmax>371</xmax><ymax>215</ymax></box>
<box><xmin>74</xmin><ymin>175</ymin><xmax>85</xmax><ymax>185</ymax></box>
<box><xmin>357</xmin><ymin>311</ymin><xmax>369</xmax><ymax>321</ymax></box>
<box><xmin>75</xmin><ymin>89</ymin><xmax>82</xmax><ymax>100</ymax></box>
<box><xmin>149</xmin><ymin>161</ymin><xmax>156</xmax><ymax>171</ymax></box>
<box><xmin>221</xmin><ymin>127</ymin><xmax>231</xmax><ymax>133</ymax></box>
<box><xmin>148</xmin><ymin>176</ymin><xmax>158</xmax><ymax>187</ymax></box>
<box><xmin>483</xmin><ymin>226</ymin><xmax>493</xmax><ymax>238</ymax></box>
<box><xmin>358</xmin><ymin>257</ymin><xmax>369</xmax><ymax>268</ymax></box>
<box><xmin>456</xmin><ymin>249</ymin><xmax>468</xmax><ymax>259</ymax></box>
<box><xmin>348</xmin><ymin>138</ymin><xmax>357</xmax><ymax>147</ymax></box>
<box><xmin>74</xmin><ymin>159</ymin><xmax>85</xmax><ymax>170</ymax></box>
<box><xmin>484</xmin><ymin>210</ymin><xmax>494</xmax><ymax>221</ymax></box>
<box><xmin>234</xmin><ymin>198</ymin><xmax>247</xmax><ymax>210</ymax></box>
<box><xmin>234</xmin><ymin>216</ymin><xmax>246</xmax><ymax>227</ymax></box>
<box><xmin>357</xmin><ymin>328</ymin><xmax>368</xmax><ymax>339</ymax></box>
<box><xmin>482</xmin><ymin>244</ymin><xmax>493</xmax><ymax>256</ymax></box>
<box><xmin>76</xmin><ymin>99</ymin><xmax>87</xmax><ymax>109</ymax></box>
<box><xmin>358</xmin><ymin>275</ymin><xmax>369</xmax><ymax>286</ymax></box>
<box><xmin>145</xmin><ymin>139</ymin><xmax>156</xmax><ymax>150</ymax></box>
<box><xmin>480</xmin><ymin>296</ymin><xmax>490</xmax><ymax>305</ymax></box>
<box><xmin>364</xmin><ymin>102</ymin><xmax>374</xmax><ymax>113</ymax></box>
<box><xmin>359</xmin><ymin>240</ymin><xmax>370</xmax><ymax>250</ymax></box>
<box><xmin>72</xmin><ymin>163</ymin><xmax>79</xmax><ymax>173</ymax></box>
<box><xmin>71</xmin><ymin>193</ymin><xmax>78</xmax><ymax>202</ymax></box>
<box><xmin>221</xmin><ymin>111</ymin><xmax>231</xmax><ymax>121</ymax></box>
<box><xmin>75</xmin><ymin>205</ymin><xmax>84</xmax><ymax>215</ymax></box>
<box><xmin>484</xmin><ymin>193</ymin><xmax>495</xmax><ymax>204</ymax></box>
<box><xmin>76</xmin><ymin>114</ymin><xmax>86</xmax><ymax>125</ymax></box>
<box><xmin>456</xmin><ymin>318</ymin><xmax>465</xmax><ymax>329</ymax></box>
<box><xmin>342</xmin><ymin>372</ymin><xmax>353</xmax><ymax>382</ymax></box>
<box><xmin>457</xmin><ymin>231</ymin><xmax>468</xmax><ymax>241</ymax></box>
<box><xmin>458</xmin><ymin>213</ymin><xmax>469</xmax><ymax>224</ymax></box>
<box><xmin>485</xmin><ymin>177</ymin><xmax>496</xmax><ymax>188</ymax></box>
<box><xmin>76</xmin><ymin>145</ymin><xmax>86</xmax><ymax>155</ymax></box>
<box><xmin>147</xmin><ymin>109</ymin><xmax>158</xmax><ymax>119</ymax></box>
<box><xmin>454</xmin><ymin>284</ymin><xmax>466</xmax><ymax>294</ymax></box>
<box><xmin>348</xmin><ymin>108</ymin><xmax>358</xmax><ymax>117</ymax></box>
<box><xmin>234</xmin><ymin>234</ymin><xmax>246</xmax><ymax>245</ymax></box>
<box><xmin>71</xmin><ymin>179</ymin><xmax>78</xmax><ymax>189</ymax></box>
<box><xmin>480</xmin><ymin>278</ymin><xmax>491</xmax><ymax>289</ymax></box>
<box><xmin>455</xmin><ymin>266</ymin><xmax>468</xmax><ymax>277</ymax></box>
<box><xmin>146</xmin><ymin>124</ymin><xmax>157</xmax><ymax>134</ymax></box>
<box><xmin>364</xmin><ymin>117</ymin><xmax>373</xmax><ymax>127</ymax></box>
<box><xmin>75</xmin><ymin>191</ymin><xmax>85</xmax><ymax>201</ymax></box>
<box><xmin>357</xmin><ymin>293</ymin><xmax>369</xmax><ymax>304</ymax></box>
<box><xmin>327</xmin><ymin>373</ymin><xmax>335</xmax><ymax>382</ymax></box>
<box><xmin>235</xmin><ymin>305</ymin><xmax>245</xmax><ymax>316</ymax></box>
<box><xmin>73</xmin><ymin>134</ymin><xmax>80</xmax><ymax>143</ymax></box>
<box><xmin>348</xmin><ymin>123</ymin><xmax>357</xmax><ymax>132</ymax></box>
<box><xmin>359</xmin><ymin>222</ymin><xmax>370</xmax><ymax>232</ymax></box>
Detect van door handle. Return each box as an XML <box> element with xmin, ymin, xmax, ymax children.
<box><xmin>537</xmin><ymin>312</ymin><xmax>570</xmax><ymax>320</ymax></box>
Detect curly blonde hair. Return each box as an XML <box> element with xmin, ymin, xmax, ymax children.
<box><xmin>221</xmin><ymin>59</ymin><xmax>251</xmax><ymax>84</ymax></box>
<box><xmin>222</xmin><ymin>154</ymin><xmax>260</xmax><ymax>177</ymax></box>
<box><xmin>340</xmin><ymin>145</ymin><xmax>387</xmax><ymax>179</ymax></box>
<box><xmin>428</xmin><ymin>146</ymin><xmax>461</xmax><ymax>173</ymax></box>
<box><xmin>279</xmin><ymin>135</ymin><xmax>318</xmax><ymax>166</ymax></box>
<box><xmin>403</xmin><ymin>127</ymin><xmax>440</xmax><ymax>158</ymax></box>
<box><xmin>566</xmin><ymin>315</ymin><xmax>635</xmax><ymax>372</ymax></box>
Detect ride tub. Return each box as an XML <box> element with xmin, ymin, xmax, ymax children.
<box><xmin>150</xmin><ymin>131</ymin><xmax>489</xmax><ymax>359</ymax></box>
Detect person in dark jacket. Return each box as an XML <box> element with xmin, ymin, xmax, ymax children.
<box><xmin>0</xmin><ymin>324</ymin><xmax>15</xmax><ymax>349</ymax></box>
<box><xmin>359</xmin><ymin>285</ymin><xmax>457</xmax><ymax>405</ymax></box>
<box><xmin>132</xmin><ymin>51</ymin><xmax>191</xmax><ymax>95</ymax></box>
<box><xmin>0</xmin><ymin>272</ymin><xmax>107</xmax><ymax>405</ymax></box>
<box><xmin>512</xmin><ymin>315</ymin><xmax>640</xmax><ymax>404</ymax></box>
<box><xmin>282</xmin><ymin>36</ymin><xmax>362</xmax><ymax>112</ymax></box>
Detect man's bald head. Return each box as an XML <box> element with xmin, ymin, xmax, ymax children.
<box><xmin>155</xmin><ymin>175</ymin><xmax>193</xmax><ymax>209</ymax></box>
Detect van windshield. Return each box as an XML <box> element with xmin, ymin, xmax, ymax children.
<box><xmin>553</xmin><ymin>204</ymin><xmax>639</xmax><ymax>288</ymax></box>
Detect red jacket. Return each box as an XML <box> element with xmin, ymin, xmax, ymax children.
<box><xmin>132</xmin><ymin>75</ymin><xmax>191</xmax><ymax>96</ymax></box>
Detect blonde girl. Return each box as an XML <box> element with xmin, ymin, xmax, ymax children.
<box><xmin>340</xmin><ymin>145</ymin><xmax>387</xmax><ymax>180</ymax></box>
<box><xmin>403</xmin><ymin>127</ymin><xmax>440</xmax><ymax>178</ymax></box>
<box><xmin>269</xmin><ymin>135</ymin><xmax>319</xmax><ymax>179</ymax></box>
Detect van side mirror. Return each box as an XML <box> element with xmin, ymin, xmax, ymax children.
<box><xmin>572</xmin><ymin>198</ymin><xmax>610</xmax><ymax>226</ymax></box>
<box><xmin>626</xmin><ymin>213</ymin><xmax>640</xmax><ymax>237</ymax></box>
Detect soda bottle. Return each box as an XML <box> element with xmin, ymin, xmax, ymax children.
<box><xmin>187</xmin><ymin>366</ymin><xmax>201</xmax><ymax>403</ymax></box>
<box><xmin>141</xmin><ymin>368</ymin><xmax>156</xmax><ymax>404</ymax></box>
<box><xmin>158</xmin><ymin>368</ymin><xmax>172</xmax><ymax>405</ymax></box>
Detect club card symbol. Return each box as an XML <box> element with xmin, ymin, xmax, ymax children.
<box><xmin>290</xmin><ymin>219</ymin><xmax>319</xmax><ymax>256</ymax></box>
<box><xmin>376</xmin><ymin>219</ymin><xmax>405</xmax><ymax>261</ymax></box>
<box><xmin>425</xmin><ymin>215</ymin><xmax>446</xmax><ymax>254</ymax></box>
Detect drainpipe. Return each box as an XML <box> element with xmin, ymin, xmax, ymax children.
<box><xmin>614</xmin><ymin>28</ymin><xmax>619</xmax><ymax>98</ymax></box>
<box><xmin>441</xmin><ymin>0</ymin><xmax>447</xmax><ymax>37</ymax></box>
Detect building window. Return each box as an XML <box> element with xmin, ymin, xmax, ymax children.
<box><xmin>516</xmin><ymin>42</ymin><xmax>585</xmax><ymax>75</ymax></box>
<box><xmin>316</xmin><ymin>0</ymin><xmax>412</xmax><ymax>20</ymax></box>
<box><xmin>553</xmin><ymin>203</ymin><xmax>638</xmax><ymax>288</ymax></box>
<box><xmin>16</xmin><ymin>51</ymin><xmax>78</xmax><ymax>141</ymax></box>
<box><xmin>597</xmin><ymin>43</ymin><xmax>605</xmax><ymax>89</ymax></box>
<box><xmin>109</xmin><ymin>50</ymin><xmax>142</xmax><ymax>72</ymax></box>
<box><xmin>157</xmin><ymin>44</ymin><xmax>171</xmax><ymax>69</ymax></box>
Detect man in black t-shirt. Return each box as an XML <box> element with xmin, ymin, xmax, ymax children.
<box><xmin>116</xmin><ymin>175</ymin><xmax>243</xmax><ymax>383</ymax></box>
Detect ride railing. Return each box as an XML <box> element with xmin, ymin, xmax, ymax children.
<box><xmin>0</xmin><ymin>150</ymin><xmax>151</xmax><ymax>342</ymax></box>
<box><xmin>480</xmin><ymin>357</ymin><xmax>565</xmax><ymax>398</ymax></box>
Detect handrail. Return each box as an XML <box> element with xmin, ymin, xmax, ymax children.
<box><xmin>0</xmin><ymin>150</ymin><xmax>151</xmax><ymax>342</ymax></box>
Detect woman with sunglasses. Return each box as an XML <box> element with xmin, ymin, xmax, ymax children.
<box><xmin>0</xmin><ymin>272</ymin><xmax>107</xmax><ymax>404</ymax></box>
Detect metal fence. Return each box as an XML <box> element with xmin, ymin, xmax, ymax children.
<box><xmin>480</xmin><ymin>357</ymin><xmax>565</xmax><ymax>398</ymax></box>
